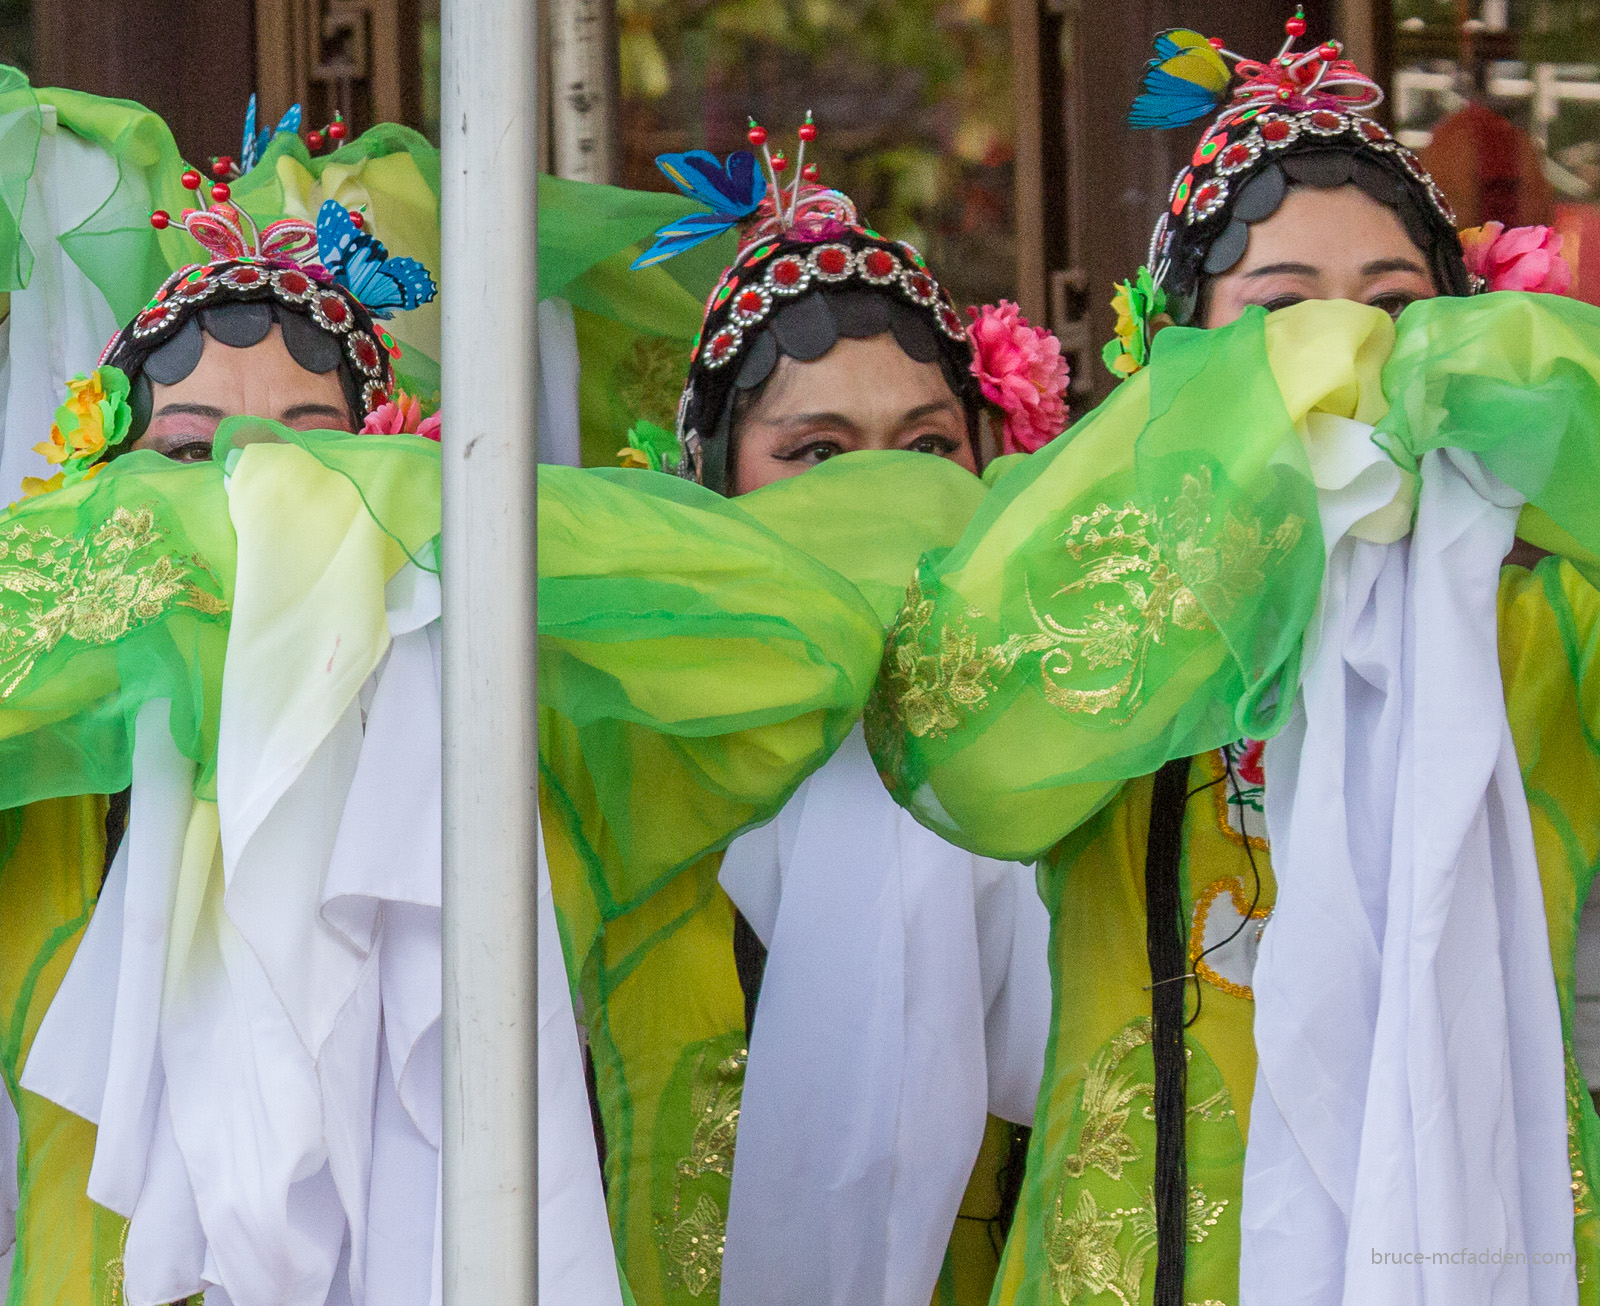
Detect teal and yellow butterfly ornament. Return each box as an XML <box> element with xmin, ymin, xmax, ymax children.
<box><xmin>1129</xmin><ymin>29</ymin><xmax>1232</xmax><ymax>129</ymax></box>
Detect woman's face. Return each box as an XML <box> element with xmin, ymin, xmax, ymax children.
<box><xmin>132</xmin><ymin>323</ymin><xmax>353</xmax><ymax>462</ymax></box>
<box><xmin>731</xmin><ymin>332</ymin><xmax>976</xmax><ymax>495</ymax></box>
<box><xmin>1202</xmin><ymin>184</ymin><xmax>1437</xmax><ymax>329</ymax></box>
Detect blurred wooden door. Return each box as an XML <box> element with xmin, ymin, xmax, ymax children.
<box><xmin>255</xmin><ymin>0</ymin><xmax>423</xmax><ymax>141</ymax></box>
<box><xmin>34</xmin><ymin>0</ymin><xmax>258</xmax><ymax>164</ymax></box>
<box><xmin>1011</xmin><ymin>0</ymin><xmax>1370</xmax><ymax>410</ymax></box>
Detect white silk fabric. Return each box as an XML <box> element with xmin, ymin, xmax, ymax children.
<box><xmin>1245</xmin><ymin>421</ymin><xmax>1574</xmax><ymax>1304</ymax></box>
<box><xmin>0</xmin><ymin>102</ymin><xmax>122</xmax><ymax>498</ymax></box>
<box><xmin>717</xmin><ymin>727</ymin><xmax>1052</xmax><ymax>1306</ymax></box>
<box><xmin>22</xmin><ymin>446</ymin><xmax>619</xmax><ymax>1304</ymax></box>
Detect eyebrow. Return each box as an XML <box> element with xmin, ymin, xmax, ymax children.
<box><xmin>769</xmin><ymin>398</ymin><xmax>963</xmax><ymax>431</ymax></box>
<box><xmin>1360</xmin><ymin>256</ymin><xmax>1429</xmax><ymax>277</ymax></box>
<box><xmin>280</xmin><ymin>402</ymin><xmax>350</xmax><ymax>424</ymax></box>
<box><xmin>1243</xmin><ymin>262</ymin><xmax>1321</xmax><ymax>280</ymax></box>
<box><xmin>895</xmin><ymin>400</ymin><xmax>964</xmax><ymax>428</ymax></box>
<box><xmin>769</xmin><ymin>411</ymin><xmax>862</xmax><ymax>433</ymax></box>
<box><xmin>151</xmin><ymin>401</ymin><xmax>227</xmax><ymax>420</ymax></box>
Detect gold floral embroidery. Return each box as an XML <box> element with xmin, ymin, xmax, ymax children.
<box><xmin>1568</xmin><ymin>1047</ymin><xmax>1594</xmax><ymax>1219</ymax></box>
<box><xmin>1048</xmin><ymin>1182</ymin><xmax>1230</xmax><ymax>1306</ymax></box>
<box><xmin>871</xmin><ymin>576</ymin><xmax>1051</xmax><ymax>742</ymax></box>
<box><xmin>1048</xmin><ymin>1190</ymin><xmax>1127</xmax><ymax>1301</ymax></box>
<box><xmin>865</xmin><ymin>470</ymin><xmax>1304</xmax><ymax>784</ymax></box>
<box><xmin>1024</xmin><ymin>468</ymin><xmax>1303</xmax><ymax>724</ymax></box>
<box><xmin>659</xmin><ymin>1046</ymin><xmax>746</xmax><ymax>1299</ymax></box>
<box><xmin>661</xmin><ymin>1194</ymin><xmax>727</xmax><ymax>1298</ymax></box>
<box><xmin>681</xmin><ymin>1049</ymin><xmax>743</xmax><ymax>1180</ymax></box>
<box><xmin>1050</xmin><ymin>1019</ymin><xmax>1235</xmax><ymax>1305</ymax></box>
<box><xmin>1064</xmin><ymin>1019</ymin><xmax>1153</xmax><ymax>1182</ymax></box>
<box><xmin>0</xmin><ymin>505</ymin><xmax>228</xmax><ymax>698</ymax></box>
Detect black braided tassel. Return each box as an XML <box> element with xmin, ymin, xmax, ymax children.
<box><xmin>1145</xmin><ymin>757</ymin><xmax>1193</xmax><ymax>1306</ymax></box>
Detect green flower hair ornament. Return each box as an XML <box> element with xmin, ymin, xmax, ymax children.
<box><xmin>618</xmin><ymin>419</ymin><xmax>683</xmax><ymax>474</ymax></box>
<box><xmin>23</xmin><ymin>366</ymin><xmax>135</xmax><ymax>499</ymax></box>
<box><xmin>1102</xmin><ymin>266</ymin><xmax>1171</xmax><ymax>379</ymax></box>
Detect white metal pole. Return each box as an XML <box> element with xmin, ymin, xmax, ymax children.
<box><xmin>440</xmin><ymin>0</ymin><xmax>539</xmax><ymax>1298</ymax></box>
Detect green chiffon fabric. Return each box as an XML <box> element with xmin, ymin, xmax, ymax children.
<box><xmin>856</xmin><ymin>291</ymin><xmax>1600</xmax><ymax>1305</ymax></box>
<box><xmin>537</xmin><ymin>451</ymin><xmax>988</xmax><ymax>983</ymax></box>
<box><xmin>537</xmin><ymin>452</ymin><xmax>993</xmax><ymax>1303</ymax></box>
<box><xmin>537</xmin><ymin>174</ymin><xmax>731</xmax><ymax>467</ymax></box>
<box><xmin>0</xmin><ymin>422</ymin><xmax>440</xmax><ymax>807</ymax></box>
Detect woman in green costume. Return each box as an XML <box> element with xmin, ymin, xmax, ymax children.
<box><xmin>865</xmin><ymin>17</ymin><xmax>1600</xmax><ymax>1306</ymax></box>
<box><xmin>0</xmin><ymin>79</ymin><xmax>459</xmax><ymax>1306</ymax></box>
<box><xmin>541</xmin><ymin>134</ymin><xmax>1068</xmax><ymax>1306</ymax></box>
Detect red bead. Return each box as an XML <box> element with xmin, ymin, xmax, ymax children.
<box><xmin>307</xmin><ymin>130</ymin><xmax>325</xmax><ymax>151</ymax></box>
<box><xmin>1208</xmin><ymin>36</ymin><xmax>1225</xmax><ymax>49</ymax></box>
<box><xmin>1277</xmin><ymin>85</ymin><xmax>1294</xmax><ymax>100</ymax></box>
<box><xmin>349</xmin><ymin>209</ymin><xmax>365</xmax><ymax>229</ymax></box>
<box><xmin>211</xmin><ymin>182</ymin><xmax>231</xmax><ymax>201</ymax></box>
<box><xmin>328</xmin><ymin>119</ymin><xmax>349</xmax><ymax>142</ymax></box>
<box><xmin>149</xmin><ymin>210</ymin><xmax>170</xmax><ymax>229</ymax></box>
<box><xmin>1286</xmin><ymin>16</ymin><xmax>1306</xmax><ymax>37</ymax></box>
<box><xmin>802</xmin><ymin>163</ymin><xmax>820</xmax><ymax>182</ymax></box>
<box><xmin>771</xmin><ymin>152</ymin><xmax>788</xmax><ymax>173</ymax></box>
<box><xmin>746</xmin><ymin>122</ymin><xmax>767</xmax><ymax>147</ymax></box>
<box><xmin>798</xmin><ymin>122</ymin><xmax>817</xmax><ymax>142</ymax></box>
<box><xmin>1319</xmin><ymin>42</ymin><xmax>1340</xmax><ymax>59</ymax></box>
<box><xmin>211</xmin><ymin>158</ymin><xmax>231</xmax><ymax>178</ymax></box>
<box><xmin>181</xmin><ymin>170</ymin><xmax>203</xmax><ymax>190</ymax></box>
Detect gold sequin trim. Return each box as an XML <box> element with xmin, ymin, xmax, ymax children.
<box><xmin>1204</xmin><ymin>747</ymin><xmax>1270</xmax><ymax>853</ymax></box>
<box><xmin>0</xmin><ymin>505</ymin><xmax>228</xmax><ymax>698</ymax></box>
<box><xmin>1188</xmin><ymin>876</ymin><xmax>1271</xmax><ymax>1002</ymax></box>
<box><xmin>659</xmin><ymin>1046</ymin><xmax>746</xmax><ymax>1299</ymax></box>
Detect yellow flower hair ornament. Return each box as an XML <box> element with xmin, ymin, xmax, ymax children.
<box><xmin>24</xmin><ymin>367</ymin><xmax>134</xmax><ymax>498</ymax></box>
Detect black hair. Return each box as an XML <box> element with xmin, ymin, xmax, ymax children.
<box><xmin>675</xmin><ymin>227</ymin><xmax>981</xmax><ymax>495</ymax></box>
<box><xmin>1152</xmin><ymin>120</ymin><xmax>1471</xmax><ymax>328</ymax></box>
<box><xmin>124</xmin><ymin>299</ymin><xmax>365</xmax><ymax>438</ymax></box>
<box><xmin>720</xmin><ymin>288</ymin><xmax>983</xmax><ymax>490</ymax></box>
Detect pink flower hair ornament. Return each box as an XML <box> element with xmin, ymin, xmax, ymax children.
<box><xmin>1460</xmin><ymin>222</ymin><xmax>1573</xmax><ymax>296</ymax></box>
<box><xmin>362</xmin><ymin>389</ymin><xmax>441</xmax><ymax>441</ymax></box>
<box><xmin>967</xmin><ymin>300</ymin><xmax>1070</xmax><ymax>455</ymax></box>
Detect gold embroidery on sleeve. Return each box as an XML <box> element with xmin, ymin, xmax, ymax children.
<box><xmin>1027</xmin><ymin>468</ymin><xmax>1303</xmax><ymax>723</ymax></box>
<box><xmin>0</xmin><ymin>505</ymin><xmax>228</xmax><ymax>698</ymax></box>
<box><xmin>659</xmin><ymin>1047</ymin><xmax>746</xmax><ymax>1299</ymax></box>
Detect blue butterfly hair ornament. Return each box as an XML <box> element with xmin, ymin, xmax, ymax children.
<box><xmin>631</xmin><ymin>150</ymin><xmax>767</xmax><ymax>270</ymax></box>
<box><xmin>207</xmin><ymin>94</ymin><xmax>305</xmax><ymax>182</ymax></box>
<box><xmin>631</xmin><ymin>110</ymin><xmax>828</xmax><ymax>270</ymax></box>
<box><xmin>314</xmin><ymin>198</ymin><xmax>438</xmax><ymax>320</ymax></box>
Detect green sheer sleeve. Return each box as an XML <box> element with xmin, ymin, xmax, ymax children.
<box><xmin>538</xmin><ymin>463</ymin><xmax>887</xmax><ymax>919</ymax></box>
<box><xmin>865</xmin><ymin>299</ymin><xmax>1402</xmax><ymax>860</ymax></box>
<box><xmin>0</xmin><ymin>422</ymin><xmax>439</xmax><ymax>806</ymax></box>
<box><xmin>1374</xmin><ymin>291</ymin><xmax>1600</xmax><ymax>578</ymax></box>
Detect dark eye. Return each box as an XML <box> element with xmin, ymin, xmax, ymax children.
<box><xmin>1368</xmin><ymin>292</ymin><xmax>1418</xmax><ymax>320</ymax></box>
<box><xmin>166</xmin><ymin>441</ymin><xmax>214</xmax><ymax>464</ymax></box>
<box><xmin>907</xmin><ymin>433</ymin><xmax>961</xmax><ymax>456</ymax></box>
<box><xmin>779</xmin><ymin>440</ymin><xmax>844</xmax><ymax>465</ymax></box>
<box><xmin>1260</xmin><ymin>295</ymin><xmax>1305</xmax><ymax>313</ymax></box>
